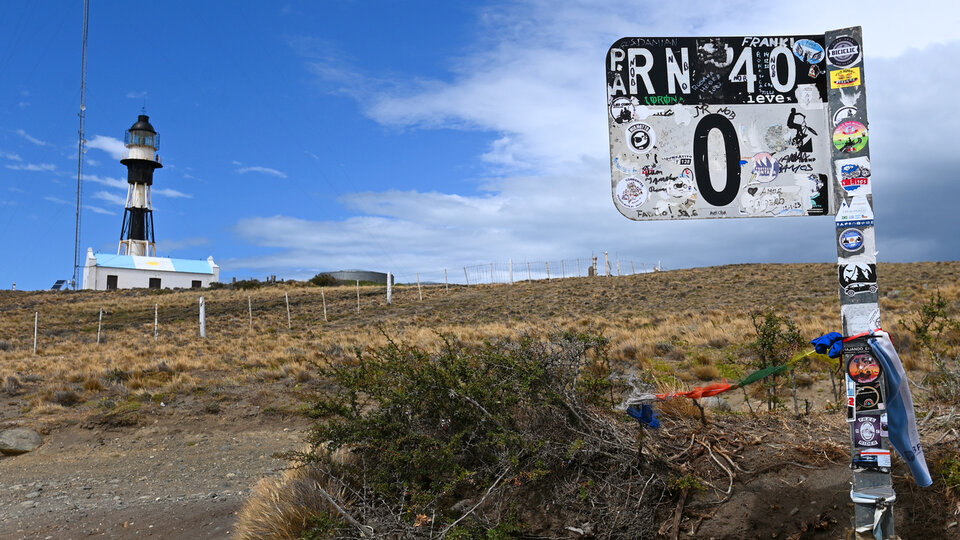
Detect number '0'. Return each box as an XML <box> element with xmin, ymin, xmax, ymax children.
<box><xmin>693</xmin><ymin>114</ymin><xmax>741</xmax><ymax>207</ymax></box>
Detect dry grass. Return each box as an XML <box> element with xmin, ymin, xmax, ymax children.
<box><xmin>1</xmin><ymin>262</ymin><xmax>958</xmax><ymax>424</ymax></box>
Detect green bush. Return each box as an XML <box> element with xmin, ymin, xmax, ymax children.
<box><xmin>749</xmin><ymin>309</ymin><xmax>805</xmax><ymax>411</ymax></box>
<box><xmin>308</xmin><ymin>273</ymin><xmax>339</xmax><ymax>287</ymax></box>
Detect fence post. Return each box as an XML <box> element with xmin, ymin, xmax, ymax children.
<box><xmin>577</xmin><ymin>258</ymin><xmax>581</xmax><ymax>277</ymax></box>
<box><xmin>248</xmin><ymin>296</ymin><xmax>253</xmax><ymax>328</ymax></box>
<box><xmin>417</xmin><ymin>273</ymin><xmax>423</xmax><ymax>301</ymax></box>
<box><xmin>199</xmin><ymin>297</ymin><xmax>206</xmax><ymax>338</ymax></box>
<box><xmin>285</xmin><ymin>292</ymin><xmax>292</xmax><ymax>330</ymax></box>
<box><xmin>154</xmin><ymin>304</ymin><xmax>158</xmax><ymax>340</ymax></box>
<box><xmin>509</xmin><ymin>259</ymin><xmax>514</xmax><ymax>284</ymax></box>
<box><xmin>387</xmin><ymin>272</ymin><xmax>393</xmax><ymax>304</ymax></box>
<box><xmin>490</xmin><ymin>263</ymin><xmax>495</xmax><ymax>284</ymax></box>
<box><xmin>631</xmin><ymin>262</ymin><xmax>636</xmax><ymax>275</ymax></box>
<box><xmin>356</xmin><ymin>281</ymin><xmax>360</xmax><ymax>314</ymax></box>
<box><xmin>97</xmin><ymin>308</ymin><xmax>103</xmax><ymax>345</ymax></box>
<box><xmin>546</xmin><ymin>261</ymin><xmax>551</xmax><ymax>280</ymax></box>
<box><xmin>617</xmin><ymin>259</ymin><xmax>621</xmax><ymax>276</ymax></box>
<box><xmin>561</xmin><ymin>260</ymin><xmax>565</xmax><ymax>279</ymax></box>
<box><xmin>444</xmin><ymin>268</ymin><xmax>449</xmax><ymax>292</ymax></box>
<box><xmin>527</xmin><ymin>262</ymin><xmax>532</xmax><ymax>282</ymax></box>
<box><xmin>321</xmin><ymin>287</ymin><xmax>328</xmax><ymax>322</ymax></box>
<box><xmin>33</xmin><ymin>312</ymin><xmax>38</xmax><ymax>355</ymax></box>
<box><xmin>463</xmin><ymin>267</ymin><xmax>469</xmax><ymax>286</ymax></box>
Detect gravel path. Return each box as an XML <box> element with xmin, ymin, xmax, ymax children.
<box><xmin>0</xmin><ymin>414</ymin><xmax>310</xmax><ymax>539</ymax></box>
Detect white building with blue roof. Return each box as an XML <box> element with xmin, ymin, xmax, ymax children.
<box><xmin>82</xmin><ymin>248</ymin><xmax>220</xmax><ymax>290</ymax></box>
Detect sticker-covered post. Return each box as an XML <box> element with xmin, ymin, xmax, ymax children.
<box><xmin>825</xmin><ymin>26</ymin><xmax>895</xmax><ymax>538</ymax></box>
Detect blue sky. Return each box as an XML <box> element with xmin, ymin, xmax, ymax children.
<box><xmin>1</xmin><ymin>0</ymin><xmax>958</xmax><ymax>290</ymax></box>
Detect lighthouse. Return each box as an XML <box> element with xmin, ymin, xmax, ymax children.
<box><xmin>118</xmin><ymin>114</ymin><xmax>162</xmax><ymax>257</ymax></box>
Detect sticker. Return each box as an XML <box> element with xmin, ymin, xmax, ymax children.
<box><xmin>861</xmin><ymin>449</ymin><xmax>891</xmax><ymax>468</ymax></box>
<box><xmin>842</xmin><ymin>303</ymin><xmax>882</xmax><ymax>333</ymax></box>
<box><xmin>793</xmin><ymin>39</ymin><xmax>825</xmax><ymax>64</ymax></box>
<box><xmin>794</xmin><ymin>84</ymin><xmax>822</xmax><ymax>110</ymax></box>
<box><xmin>839</xmin><ymin>263</ymin><xmax>878</xmax><ymax>298</ymax></box>
<box><xmin>835</xmin><ymin>196</ymin><xmax>873</xmax><ymax>227</ymax></box>
<box><xmin>848</xmin><ymin>352</ymin><xmax>881</xmax><ymax>384</ymax></box>
<box><xmin>836</xmin><ymin>157</ymin><xmax>871</xmax><ymax>194</ymax></box>
<box><xmin>846</xmin><ymin>375</ymin><xmax>857</xmax><ymax>422</ymax></box>
<box><xmin>615</xmin><ymin>177</ymin><xmax>647</xmax><ymax>208</ymax></box>
<box><xmin>833</xmin><ymin>106</ymin><xmax>857</xmax><ymax>126</ymax></box>
<box><xmin>839</xmin><ymin>228</ymin><xmax>865</xmax><ymax>252</ymax></box>
<box><xmin>610</xmin><ymin>97</ymin><xmax>636</xmax><ymax>125</ymax></box>
<box><xmin>664</xmin><ymin>154</ymin><xmax>693</xmax><ymax>166</ymax></box>
<box><xmin>833</xmin><ymin>121</ymin><xmax>868</xmax><ymax>154</ymax></box>
<box><xmin>828</xmin><ymin>36</ymin><xmax>861</xmax><ymax>67</ymax></box>
<box><xmin>880</xmin><ymin>414</ymin><xmax>888</xmax><ymax>438</ymax></box>
<box><xmin>749</xmin><ymin>153</ymin><xmax>781</xmax><ymax>183</ymax></box>
<box><xmin>855</xmin><ymin>416</ymin><xmax>881</xmax><ymax>448</ymax></box>
<box><xmin>807</xmin><ymin>173</ymin><xmax>829</xmax><ymax>216</ymax></box>
<box><xmin>764</xmin><ymin>125</ymin><xmax>790</xmax><ymax>153</ymax></box>
<box><xmin>667</xmin><ymin>168</ymin><xmax>697</xmax><ymax>199</ymax></box>
<box><xmin>626</xmin><ymin>123</ymin><xmax>656</xmax><ymax>154</ymax></box>
<box><xmin>830</xmin><ymin>67</ymin><xmax>862</xmax><ymax>89</ymax></box>
<box><xmin>855</xmin><ymin>382</ymin><xmax>883</xmax><ymax>411</ymax></box>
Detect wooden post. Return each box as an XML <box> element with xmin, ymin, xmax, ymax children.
<box><xmin>577</xmin><ymin>258</ymin><xmax>581</xmax><ymax>277</ymax></box>
<box><xmin>356</xmin><ymin>280</ymin><xmax>360</xmax><ymax>313</ymax></box>
<box><xmin>321</xmin><ymin>287</ymin><xmax>328</xmax><ymax>322</ymax></box>
<box><xmin>248</xmin><ymin>296</ymin><xmax>253</xmax><ymax>328</ymax></box>
<box><xmin>546</xmin><ymin>261</ymin><xmax>551</xmax><ymax>280</ymax></box>
<box><xmin>154</xmin><ymin>304</ymin><xmax>158</xmax><ymax>340</ymax></box>
<box><xmin>444</xmin><ymin>268</ymin><xmax>449</xmax><ymax>291</ymax></box>
<box><xmin>617</xmin><ymin>259</ymin><xmax>621</xmax><ymax>276</ymax></box>
<box><xmin>527</xmin><ymin>262</ymin><xmax>531</xmax><ymax>282</ymax></box>
<box><xmin>509</xmin><ymin>259</ymin><xmax>514</xmax><ymax>284</ymax></box>
<box><xmin>285</xmin><ymin>292</ymin><xmax>292</xmax><ymax>330</ymax></box>
<box><xmin>387</xmin><ymin>272</ymin><xmax>393</xmax><ymax>304</ymax></box>
<box><xmin>490</xmin><ymin>262</ymin><xmax>495</xmax><ymax>284</ymax></box>
<box><xmin>33</xmin><ymin>312</ymin><xmax>38</xmax><ymax>355</ymax></box>
<box><xmin>463</xmin><ymin>267</ymin><xmax>469</xmax><ymax>286</ymax></box>
<box><xmin>97</xmin><ymin>308</ymin><xmax>103</xmax><ymax>345</ymax></box>
<box><xmin>605</xmin><ymin>252</ymin><xmax>611</xmax><ymax>276</ymax></box>
<box><xmin>199</xmin><ymin>297</ymin><xmax>206</xmax><ymax>338</ymax></box>
<box><xmin>416</xmin><ymin>273</ymin><xmax>423</xmax><ymax>301</ymax></box>
<box><xmin>561</xmin><ymin>260</ymin><xmax>565</xmax><ymax>278</ymax></box>
<box><xmin>631</xmin><ymin>261</ymin><xmax>636</xmax><ymax>275</ymax></box>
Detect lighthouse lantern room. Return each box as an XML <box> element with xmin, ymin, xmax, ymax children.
<box><xmin>118</xmin><ymin>114</ymin><xmax>162</xmax><ymax>257</ymax></box>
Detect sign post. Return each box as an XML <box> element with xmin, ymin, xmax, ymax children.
<box><xmin>606</xmin><ymin>27</ymin><xmax>894</xmax><ymax>537</ymax></box>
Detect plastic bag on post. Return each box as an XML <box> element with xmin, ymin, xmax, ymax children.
<box><xmin>867</xmin><ymin>331</ymin><xmax>932</xmax><ymax>487</ymax></box>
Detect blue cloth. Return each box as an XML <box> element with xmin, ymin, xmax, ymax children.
<box><xmin>627</xmin><ymin>404</ymin><xmax>660</xmax><ymax>429</ymax></box>
<box><xmin>868</xmin><ymin>332</ymin><xmax>932</xmax><ymax>487</ymax></box>
<box><xmin>811</xmin><ymin>332</ymin><xmax>844</xmax><ymax>358</ymax></box>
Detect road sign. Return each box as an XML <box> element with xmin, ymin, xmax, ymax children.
<box><xmin>606</xmin><ymin>35</ymin><xmax>839</xmax><ymax>220</ymax></box>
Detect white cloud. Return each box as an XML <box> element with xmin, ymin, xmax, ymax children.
<box><xmin>86</xmin><ymin>135</ymin><xmax>126</xmax><ymax>160</ymax></box>
<box><xmin>153</xmin><ymin>188</ymin><xmax>192</xmax><ymax>198</ymax></box>
<box><xmin>44</xmin><ymin>196</ymin><xmax>71</xmax><ymax>205</ymax></box>
<box><xmin>84</xmin><ymin>205</ymin><xmax>115</xmax><ymax>216</ymax></box>
<box><xmin>236</xmin><ymin>166</ymin><xmax>287</xmax><ymax>178</ymax></box>
<box><xmin>92</xmin><ymin>190</ymin><xmax>126</xmax><ymax>206</ymax></box>
<box><xmin>6</xmin><ymin>163</ymin><xmax>55</xmax><ymax>172</ymax></box>
<box><xmin>85</xmin><ymin>175</ymin><xmax>127</xmax><ymax>189</ymax></box>
<box><xmin>86</xmin><ymin>158</ymin><xmax>100</xmax><ymax>166</ymax></box>
<box><xmin>126</xmin><ymin>90</ymin><xmax>148</xmax><ymax>99</ymax></box>
<box><xmin>15</xmin><ymin>129</ymin><xmax>48</xmax><ymax>146</ymax></box>
<box><xmin>0</xmin><ymin>152</ymin><xmax>23</xmax><ymax>161</ymax></box>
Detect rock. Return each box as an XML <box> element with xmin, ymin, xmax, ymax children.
<box><xmin>702</xmin><ymin>396</ymin><xmax>731</xmax><ymax>411</ymax></box>
<box><xmin>0</xmin><ymin>428</ymin><xmax>43</xmax><ymax>455</ymax></box>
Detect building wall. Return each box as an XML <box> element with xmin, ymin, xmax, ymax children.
<box><xmin>85</xmin><ymin>266</ymin><xmax>218</xmax><ymax>290</ymax></box>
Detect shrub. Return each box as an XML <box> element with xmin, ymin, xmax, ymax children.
<box><xmin>269</xmin><ymin>333</ymin><xmax>673</xmax><ymax>538</ymax></box>
<box><xmin>900</xmin><ymin>290</ymin><xmax>960</xmax><ymax>402</ymax></box>
<box><xmin>749</xmin><ymin>309</ymin><xmax>805</xmax><ymax>411</ymax></box>
<box><xmin>308</xmin><ymin>273</ymin><xmax>339</xmax><ymax>287</ymax></box>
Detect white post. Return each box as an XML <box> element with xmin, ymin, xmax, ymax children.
<box><xmin>356</xmin><ymin>280</ymin><xmax>360</xmax><ymax>314</ymax></box>
<box><xmin>199</xmin><ymin>297</ymin><xmax>206</xmax><ymax>338</ymax></box>
<box><xmin>444</xmin><ymin>269</ymin><xmax>449</xmax><ymax>291</ymax></box>
<box><xmin>509</xmin><ymin>259</ymin><xmax>514</xmax><ymax>284</ymax></box>
<box><xmin>416</xmin><ymin>273</ymin><xmax>423</xmax><ymax>301</ymax></box>
<box><xmin>33</xmin><ymin>312</ymin><xmax>38</xmax><ymax>355</ymax></box>
<box><xmin>546</xmin><ymin>261</ymin><xmax>551</xmax><ymax>280</ymax></box>
<box><xmin>577</xmin><ymin>258</ymin><xmax>581</xmax><ymax>277</ymax></box>
<box><xmin>605</xmin><ymin>252</ymin><xmax>611</xmax><ymax>276</ymax></box>
<box><xmin>617</xmin><ymin>259</ymin><xmax>621</xmax><ymax>276</ymax></box>
<box><xmin>631</xmin><ymin>262</ymin><xmax>636</xmax><ymax>275</ymax></box>
<box><xmin>387</xmin><ymin>272</ymin><xmax>393</xmax><ymax>304</ymax></box>
<box><xmin>321</xmin><ymin>287</ymin><xmax>328</xmax><ymax>322</ymax></box>
<box><xmin>490</xmin><ymin>263</ymin><xmax>494</xmax><ymax>284</ymax></box>
<box><xmin>561</xmin><ymin>260</ymin><xmax>565</xmax><ymax>279</ymax></box>
<box><xmin>97</xmin><ymin>308</ymin><xmax>103</xmax><ymax>345</ymax></box>
<box><xmin>248</xmin><ymin>296</ymin><xmax>253</xmax><ymax>328</ymax></box>
<box><xmin>285</xmin><ymin>292</ymin><xmax>292</xmax><ymax>330</ymax></box>
<box><xmin>154</xmin><ymin>304</ymin><xmax>158</xmax><ymax>340</ymax></box>
<box><xmin>463</xmin><ymin>267</ymin><xmax>469</xmax><ymax>286</ymax></box>
<box><xmin>527</xmin><ymin>262</ymin><xmax>531</xmax><ymax>282</ymax></box>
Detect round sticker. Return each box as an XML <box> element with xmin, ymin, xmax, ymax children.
<box><xmin>833</xmin><ymin>121</ymin><xmax>868</xmax><ymax>153</ymax></box>
<box><xmin>626</xmin><ymin>123</ymin><xmax>656</xmax><ymax>154</ymax></box>
<box><xmin>856</xmin><ymin>385</ymin><xmax>880</xmax><ymax>409</ymax></box>
<box><xmin>848</xmin><ymin>353</ymin><xmax>881</xmax><ymax>384</ymax></box>
<box><xmin>615</xmin><ymin>177</ymin><xmax>647</xmax><ymax>208</ymax></box>
<box><xmin>793</xmin><ymin>39</ymin><xmax>824</xmax><ymax>64</ymax></box>
<box><xmin>858</xmin><ymin>420</ymin><xmax>877</xmax><ymax>442</ymax></box>
<box><xmin>833</xmin><ymin>106</ymin><xmax>857</xmax><ymax>126</ymax></box>
<box><xmin>828</xmin><ymin>36</ymin><xmax>861</xmax><ymax>67</ymax></box>
<box><xmin>667</xmin><ymin>168</ymin><xmax>696</xmax><ymax>199</ymax></box>
<box><xmin>840</xmin><ymin>228</ymin><xmax>864</xmax><ymax>252</ymax></box>
<box><xmin>610</xmin><ymin>97</ymin><xmax>635</xmax><ymax>125</ymax></box>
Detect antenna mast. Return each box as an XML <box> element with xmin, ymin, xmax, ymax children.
<box><xmin>73</xmin><ymin>0</ymin><xmax>90</xmax><ymax>289</ymax></box>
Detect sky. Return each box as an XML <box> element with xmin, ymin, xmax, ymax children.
<box><xmin>1</xmin><ymin>0</ymin><xmax>958</xmax><ymax>290</ymax></box>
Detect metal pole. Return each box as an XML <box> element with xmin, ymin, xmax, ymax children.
<box><xmin>356</xmin><ymin>280</ymin><xmax>360</xmax><ymax>314</ymax></box>
<box><xmin>577</xmin><ymin>258</ymin><xmax>581</xmax><ymax>277</ymax></box>
<box><xmin>509</xmin><ymin>259</ymin><xmax>514</xmax><ymax>284</ymax></box>
<box><xmin>416</xmin><ymin>273</ymin><xmax>422</xmax><ymax>301</ymax></box>
<box><xmin>97</xmin><ymin>308</ymin><xmax>103</xmax><ymax>345</ymax></box>
<box><xmin>33</xmin><ymin>312</ymin><xmax>38</xmax><ymax>355</ymax></box>
<box><xmin>199</xmin><ymin>297</ymin><xmax>206</xmax><ymax>338</ymax></box>
<box><xmin>527</xmin><ymin>262</ymin><xmax>531</xmax><ymax>282</ymax></box>
<box><xmin>285</xmin><ymin>292</ymin><xmax>291</xmax><ymax>329</ymax></box>
<box><xmin>561</xmin><ymin>260</ymin><xmax>565</xmax><ymax>278</ymax></box>
<box><xmin>248</xmin><ymin>296</ymin><xmax>252</xmax><ymax>328</ymax></box>
<box><xmin>321</xmin><ymin>287</ymin><xmax>328</xmax><ymax>322</ymax></box>
<box><xmin>490</xmin><ymin>263</ymin><xmax>494</xmax><ymax>284</ymax></box>
<box><xmin>72</xmin><ymin>0</ymin><xmax>90</xmax><ymax>289</ymax></box>
<box><xmin>546</xmin><ymin>261</ymin><xmax>550</xmax><ymax>280</ymax></box>
<box><xmin>444</xmin><ymin>268</ymin><xmax>448</xmax><ymax>291</ymax></box>
<box><xmin>605</xmin><ymin>252</ymin><xmax>611</xmax><ymax>276</ymax></box>
<box><xmin>631</xmin><ymin>262</ymin><xmax>636</xmax><ymax>275</ymax></box>
<box><xmin>463</xmin><ymin>267</ymin><xmax>469</xmax><ymax>286</ymax></box>
<box><xmin>387</xmin><ymin>272</ymin><xmax>393</xmax><ymax>304</ymax></box>
<box><xmin>154</xmin><ymin>304</ymin><xmax>158</xmax><ymax>340</ymax></box>
<box><xmin>617</xmin><ymin>259</ymin><xmax>621</xmax><ymax>276</ymax></box>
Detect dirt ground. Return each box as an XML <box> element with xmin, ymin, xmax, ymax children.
<box><xmin>0</xmin><ymin>407</ymin><xmax>310</xmax><ymax>540</ymax></box>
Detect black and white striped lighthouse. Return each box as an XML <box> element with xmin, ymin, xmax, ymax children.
<box><xmin>118</xmin><ymin>114</ymin><xmax>162</xmax><ymax>256</ymax></box>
